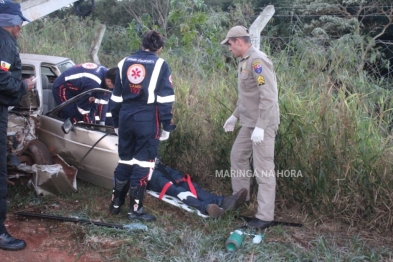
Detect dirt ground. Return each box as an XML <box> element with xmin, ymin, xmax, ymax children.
<box><xmin>1</xmin><ymin>187</ymin><xmax>393</xmax><ymax>262</ymax></box>
<box><xmin>0</xmin><ymin>213</ymin><xmax>103</xmax><ymax>262</ymax></box>
<box><xmin>2</xmin><ymin>208</ymin><xmax>393</xmax><ymax>262</ymax></box>
<box><xmin>0</xmin><ymin>182</ymin><xmax>114</xmax><ymax>262</ymax></box>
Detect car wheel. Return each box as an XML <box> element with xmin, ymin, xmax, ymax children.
<box><xmin>19</xmin><ymin>139</ymin><xmax>54</xmax><ymax>166</ymax></box>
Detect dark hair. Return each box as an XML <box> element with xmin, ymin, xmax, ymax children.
<box><xmin>105</xmin><ymin>67</ymin><xmax>118</xmax><ymax>84</ymax></box>
<box><xmin>141</xmin><ymin>30</ymin><xmax>165</xmax><ymax>52</ymax></box>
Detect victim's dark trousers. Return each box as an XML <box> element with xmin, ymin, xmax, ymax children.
<box><xmin>148</xmin><ymin>168</ymin><xmax>223</xmax><ymax>213</ymax></box>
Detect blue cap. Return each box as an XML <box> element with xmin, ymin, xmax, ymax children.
<box><xmin>0</xmin><ymin>1</ymin><xmax>31</xmax><ymax>22</ymax></box>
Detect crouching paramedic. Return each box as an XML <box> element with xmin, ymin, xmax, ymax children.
<box><xmin>148</xmin><ymin>159</ymin><xmax>248</xmax><ymax>218</ymax></box>
<box><xmin>90</xmin><ymin>67</ymin><xmax>118</xmax><ymax>125</ymax></box>
<box><xmin>109</xmin><ymin>30</ymin><xmax>175</xmax><ymax>221</ymax></box>
<box><xmin>52</xmin><ymin>62</ymin><xmax>109</xmax><ymax>123</ymax></box>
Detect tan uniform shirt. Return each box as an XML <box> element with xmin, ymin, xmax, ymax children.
<box><xmin>233</xmin><ymin>46</ymin><xmax>280</xmax><ymax>129</ymax></box>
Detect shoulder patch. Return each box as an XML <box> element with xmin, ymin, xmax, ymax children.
<box><xmin>127</xmin><ymin>64</ymin><xmax>146</xmax><ymax>84</ymax></box>
<box><xmin>82</xmin><ymin>63</ymin><xmax>98</xmax><ymax>69</ymax></box>
<box><xmin>252</xmin><ymin>61</ymin><xmax>263</xmax><ymax>74</ymax></box>
<box><xmin>257</xmin><ymin>75</ymin><xmax>265</xmax><ymax>86</ymax></box>
<box><xmin>0</xmin><ymin>61</ymin><xmax>11</xmax><ymax>72</ymax></box>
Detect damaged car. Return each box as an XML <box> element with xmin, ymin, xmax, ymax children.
<box><xmin>7</xmin><ymin>54</ymin><xmax>80</xmax><ymax>193</ymax></box>
<box><xmin>36</xmin><ymin>88</ymin><xmax>118</xmax><ymax>190</ymax></box>
<box><xmin>8</xmin><ymin>54</ymin><xmax>118</xmax><ymax>193</ymax></box>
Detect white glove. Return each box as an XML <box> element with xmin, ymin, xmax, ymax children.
<box><xmin>223</xmin><ymin>115</ymin><xmax>238</xmax><ymax>132</ymax></box>
<box><xmin>159</xmin><ymin>130</ymin><xmax>170</xmax><ymax>141</ymax></box>
<box><xmin>251</xmin><ymin>127</ymin><xmax>264</xmax><ymax>145</ymax></box>
<box><xmin>114</xmin><ymin>128</ymin><xmax>118</xmax><ymax>135</ymax></box>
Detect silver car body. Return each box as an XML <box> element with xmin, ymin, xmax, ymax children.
<box><xmin>13</xmin><ymin>54</ymin><xmax>117</xmax><ymax>189</ymax></box>
<box><xmin>37</xmin><ymin>90</ymin><xmax>118</xmax><ymax>190</ymax></box>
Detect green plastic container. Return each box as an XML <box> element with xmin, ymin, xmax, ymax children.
<box><xmin>225</xmin><ymin>230</ymin><xmax>246</xmax><ymax>252</ymax></box>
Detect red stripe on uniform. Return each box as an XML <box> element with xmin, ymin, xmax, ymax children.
<box><xmin>59</xmin><ymin>84</ymin><xmax>67</xmax><ymax>103</ymax></box>
<box><xmin>182</xmin><ymin>174</ymin><xmax>198</xmax><ymax>198</ymax></box>
<box><xmin>83</xmin><ymin>114</ymin><xmax>90</xmax><ymax>123</ymax></box>
<box><xmin>159</xmin><ymin>182</ymin><xmax>172</xmax><ymax>199</ymax></box>
<box><xmin>98</xmin><ymin>104</ymin><xmax>103</xmax><ymax>120</ymax></box>
<box><xmin>140</xmin><ymin>174</ymin><xmax>149</xmax><ymax>187</ymax></box>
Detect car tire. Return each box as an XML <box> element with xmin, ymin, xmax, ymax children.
<box><xmin>19</xmin><ymin>139</ymin><xmax>53</xmax><ymax>166</ymax></box>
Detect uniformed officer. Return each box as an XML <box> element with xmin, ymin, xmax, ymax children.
<box><xmin>0</xmin><ymin>0</ymin><xmax>34</xmax><ymax>251</ymax></box>
<box><xmin>52</xmin><ymin>62</ymin><xmax>109</xmax><ymax>123</ymax></box>
<box><xmin>109</xmin><ymin>30</ymin><xmax>175</xmax><ymax>221</ymax></box>
<box><xmin>221</xmin><ymin>26</ymin><xmax>280</xmax><ymax>229</ymax></box>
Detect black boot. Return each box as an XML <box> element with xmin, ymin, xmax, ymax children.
<box><xmin>0</xmin><ymin>232</ymin><xmax>26</xmax><ymax>251</ymax></box>
<box><xmin>109</xmin><ymin>179</ymin><xmax>130</xmax><ymax>215</ymax></box>
<box><xmin>127</xmin><ymin>185</ymin><xmax>156</xmax><ymax>221</ymax></box>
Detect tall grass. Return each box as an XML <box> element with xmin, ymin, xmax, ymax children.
<box><xmin>275</xmin><ymin>37</ymin><xmax>393</xmax><ymax>229</ymax></box>
<box><xmin>157</xmin><ymin>56</ymin><xmax>237</xmax><ymax>192</ymax></box>
<box><xmin>20</xmin><ymin>17</ymin><xmax>129</xmax><ymax>66</ymax></box>
<box><xmin>19</xmin><ymin>17</ymin><xmax>393</xmax><ymax>229</ymax></box>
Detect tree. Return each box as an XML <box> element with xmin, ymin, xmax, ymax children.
<box><xmin>121</xmin><ymin>0</ymin><xmax>171</xmax><ymax>35</ymax></box>
<box><xmin>291</xmin><ymin>0</ymin><xmax>393</xmax><ymax>75</ymax></box>
<box><xmin>90</xmin><ymin>0</ymin><xmax>132</xmax><ymax>27</ymax></box>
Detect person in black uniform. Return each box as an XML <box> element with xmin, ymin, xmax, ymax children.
<box><xmin>148</xmin><ymin>159</ymin><xmax>248</xmax><ymax>218</ymax></box>
<box><xmin>0</xmin><ymin>0</ymin><xmax>34</xmax><ymax>251</ymax></box>
<box><xmin>90</xmin><ymin>67</ymin><xmax>118</xmax><ymax>125</ymax></box>
<box><xmin>109</xmin><ymin>158</ymin><xmax>248</xmax><ymax>218</ymax></box>
<box><xmin>52</xmin><ymin>62</ymin><xmax>110</xmax><ymax>123</ymax></box>
<box><xmin>109</xmin><ymin>30</ymin><xmax>175</xmax><ymax>221</ymax></box>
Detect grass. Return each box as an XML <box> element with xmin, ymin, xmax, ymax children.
<box><xmin>17</xmin><ymin>11</ymin><xmax>393</xmax><ymax>231</ymax></box>
<box><xmin>6</xmin><ymin>180</ymin><xmax>393</xmax><ymax>261</ymax></box>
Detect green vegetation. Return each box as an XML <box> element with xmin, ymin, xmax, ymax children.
<box><xmin>15</xmin><ymin>0</ymin><xmax>393</xmax><ymax>256</ymax></box>
<box><xmin>7</xmin><ymin>180</ymin><xmax>393</xmax><ymax>261</ymax></box>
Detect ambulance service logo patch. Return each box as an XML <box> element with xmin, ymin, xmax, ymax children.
<box><xmin>0</xmin><ymin>61</ymin><xmax>11</xmax><ymax>72</ymax></box>
<box><xmin>127</xmin><ymin>64</ymin><xmax>146</xmax><ymax>84</ymax></box>
<box><xmin>81</xmin><ymin>63</ymin><xmax>98</xmax><ymax>69</ymax></box>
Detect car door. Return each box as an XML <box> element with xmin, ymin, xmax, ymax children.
<box><xmin>37</xmin><ymin>89</ymin><xmax>118</xmax><ymax>189</ymax></box>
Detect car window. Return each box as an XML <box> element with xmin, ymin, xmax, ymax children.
<box><xmin>22</xmin><ymin>64</ymin><xmax>35</xmax><ymax>78</ymax></box>
<box><xmin>41</xmin><ymin>66</ymin><xmax>58</xmax><ymax>84</ymax></box>
<box><xmin>41</xmin><ymin>67</ymin><xmax>56</xmax><ymax>78</ymax></box>
<box><xmin>47</xmin><ymin>89</ymin><xmax>115</xmax><ymax>134</ymax></box>
<box><xmin>57</xmin><ymin>61</ymin><xmax>75</xmax><ymax>73</ymax></box>
<box><xmin>74</xmin><ymin>121</ymin><xmax>116</xmax><ymax>133</ymax></box>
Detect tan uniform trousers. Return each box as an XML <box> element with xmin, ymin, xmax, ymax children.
<box><xmin>230</xmin><ymin>125</ymin><xmax>278</xmax><ymax>221</ymax></box>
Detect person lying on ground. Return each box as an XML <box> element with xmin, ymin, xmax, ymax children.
<box><xmin>109</xmin><ymin>159</ymin><xmax>248</xmax><ymax>219</ymax></box>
